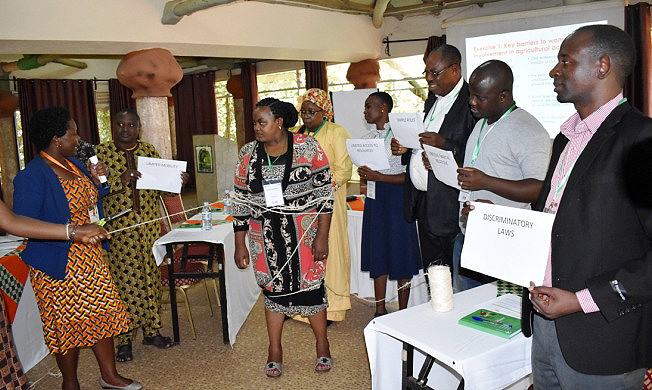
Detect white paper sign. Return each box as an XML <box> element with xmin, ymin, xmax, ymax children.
<box><xmin>422</xmin><ymin>145</ymin><xmax>461</xmax><ymax>190</ymax></box>
<box><xmin>263</xmin><ymin>180</ymin><xmax>285</xmax><ymax>207</ymax></box>
<box><xmin>136</xmin><ymin>156</ymin><xmax>187</xmax><ymax>193</ymax></box>
<box><xmin>461</xmin><ymin>201</ymin><xmax>555</xmax><ymax>287</ymax></box>
<box><xmin>388</xmin><ymin>112</ymin><xmax>424</xmax><ymax>149</ymax></box>
<box><xmin>366</xmin><ymin>180</ymin><xmax>376</xmax><ymax>199</ymax></box>
<box><xmin>346</xmin><ymin>139</ymin><xmax>390</xmax><ymax>171</ymax></box>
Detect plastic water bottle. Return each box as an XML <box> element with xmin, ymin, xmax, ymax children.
<box><xmin>224</xmin><ymin>190</ymin><xmax>232</xmax><ymax>215</ymax></box>
<box><xmin>201</xmin><ymin>201</ymin><xmax>212</xmax><ymax>231</ymax></box>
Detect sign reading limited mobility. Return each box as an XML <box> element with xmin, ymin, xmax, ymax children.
<box><xmin>461</xmin><ymin>201</ymin><xmax>555</xmax><ymax>287</ymax></box>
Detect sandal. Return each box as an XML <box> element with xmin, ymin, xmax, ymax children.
<box><xmin>115</xmin><ymin>341</ymin><xmax>133</xmax><ymax>363</ymax></box>
<box><xmin>315</xmin><ymin>356</ymin><xmax>333</xmax><ymax>373</ymax></box>
<box><xmin>142</xmin><ymin>333</ymin><xmax>175</xmax><ymax>349</ymax></box>
<box><xmin>264</xmin><ymin>362</ymin><xmax>282</xmax><ymax>378</ymax></box>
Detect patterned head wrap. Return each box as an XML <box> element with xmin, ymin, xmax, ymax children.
<box><xmin>298</xmin><ymin>88</ymin><xmax>333</xmax><ymax>121</ymax></box>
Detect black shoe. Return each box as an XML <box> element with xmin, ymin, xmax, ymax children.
<box><xmin>142</xmin><ymin>333</ymin><xmax>175</xmax><ymax>349</ymax></box>
<box><xmin>115</xmin><ymin>341</ymin><xmax>133</xmax><ymax>363</ymax></box>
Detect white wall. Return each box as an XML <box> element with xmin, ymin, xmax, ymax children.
<box><xmin>0</xmin><ymin>0</ymin><xmax>382</xmax><ymax>63</ymax></box>
<box><xmin>0</xmin><ymin>0</ymin><xmax>633</xmax><ymax>81</ymax></box>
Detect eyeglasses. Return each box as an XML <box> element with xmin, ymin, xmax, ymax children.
<box><xmin>300</xmin><ymin>109</ymin><xmax>323</xmax><ymax>117</ymax></box>
<box><xmin>422</xmin><ymin>63</ymin><xmax>457</xmax><ymax>78</ymax></box>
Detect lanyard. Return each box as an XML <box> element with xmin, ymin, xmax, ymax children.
<box><xmin>383</xmin><ymin>127</ymin><xmax>392</xmax><ymax>140</ymax></box>
<box><xmin>470</xmin><ymin>104</ymin><xmax>517</xmax><ymax>166</ymax></box>
<box><xmin>266</xmin><ymin>152</ymin><xmax>283</xmax><ymax>172</ymax></box>
<box><xmin>40</xmin><ymin>151</ymin><xmax>82</xmax><ymax>177</ymax></box>
<box><xmin>426</xmin><ymin>90</ymin><xmax>461</xmax><ymax>128</ymax></box>
<box><xmin>551</xmin><ymin>149</ymin><xmax>575</xmax><ymax>204</ymax></box>
<box><xmin>551</xmin><ymin>97</ymin><xmax>628</xmax><ymax>203</ymax></box>
<box><xmin>310</xmin><ymin>121</ymin><xmax>327</xmax><ymax>137</ymax></box>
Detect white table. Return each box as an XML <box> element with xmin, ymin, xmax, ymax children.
<box><xmin>364</xmin><ymin>283</ymin><xmax>532</xmax><ymax>390</ymax></box>
<box><xmin>0</xmin><ymin>241</ymin><xmax>49</xmax><ymax>373</ymax></box>
<box><xmin>152</xmin><ymin>213</ymin><xmax>260</xmax><ymax>345</ymax></box>
<box><xmin>347</xmin><ymin>210</ymin><xmax>429</xmax><ymax>307</ymax></box>
<box><xmin>151</xmin><ymin>209</ymin><xmax>429</xmax><ymax>345</ymax></box>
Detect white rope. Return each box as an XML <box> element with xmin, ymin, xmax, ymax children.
<box><xmin>103</xmin><ymin>186</ymin><xmax>424</xmax><ymax>305</ymax></box>
<box><xmin>29</xmin><ymin>364</ymin><xmax>61</xmax><ymax>389</ymax></box>
<box><xmin>229</xmin><ymin>189</ymin><xmax>336</xmax><ymax>215</ymax></box>
<box><xmin>256</xmin><ymin>199</ymin><xmax>331</xmax><ymax>294</ymax></box>
<box><xmin>106</xmin><ymin>204</ymin><xmax>205</xmax><ymax>234</ymax></box>
<box><xmin>326</xmin><ymin>274</ymin><xmax>430</xmax><ymax>304</ymax></box>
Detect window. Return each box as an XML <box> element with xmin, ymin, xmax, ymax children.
<box><xmin>213</xmin><ymin>55</ymin><xmax>428</xmax><ymax>146</ymax></box>
<box><xmin>14</xmin><ymin>110</ymin><xmax>24</xmax><ymax>170</ymax></box>
<box><xmin>95</xmin><ymin>83</ymin><xmax>112</xmax><ymax>144</ymax></box>
<box><xmin>215</xmin><ymin>80</ymin><xmax>237</xmax><ymax>142</ymax></box>
<box><xmin>257</xmin><ymin>69</ymin><xmax>306</xmax><ymax>102</ymax></box>
<box><xmin>326</xmin><ymin>55</ymin><xmax>428</xmax><ymax>112</ymax></box>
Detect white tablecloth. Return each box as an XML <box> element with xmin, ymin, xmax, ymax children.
<box><xmin>347</xmin><ymin>210</ymin><xmax>428</xmax><ymax>307</ymax></box>
<box><xmin>364</xmin><ymin>283</ymin><xmax>532</xmax><ymax>390</ymax></box>
<box><xmin>0</xmin><ymin>244</ymin><xmax>48</xmax><ymax>373</ymax></box>
<box><xmin>13</xmin><ymin>277</ymin><xmax>48</xmax><ymax>372</ymax></box>
<box><xmin>152</xmin><ymin>213</ymin><xmax>260</xmax><ymax>345</ymax></box>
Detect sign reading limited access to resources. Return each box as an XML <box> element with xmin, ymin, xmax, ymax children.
<box><xmin>461</xmin><ymin>201</ymin><xmax>555</xmax><ymax>287</ymax></box>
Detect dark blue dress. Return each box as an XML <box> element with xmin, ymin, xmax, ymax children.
<box><xmin>360</xmin><ymin>181</ymin><xmax>421</xmax><ymax>279</ymax></box>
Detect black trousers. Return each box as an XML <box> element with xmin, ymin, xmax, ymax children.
<box><xmin>414</xmin><ymin>192</ymin><xmax>457</xmax><ymax>272</ymax></box>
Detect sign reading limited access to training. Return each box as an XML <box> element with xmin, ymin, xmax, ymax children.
<box><xmin>461</xmin><ymin>201</ymin><xmax>555</xmax><ymax>287</ymax></box>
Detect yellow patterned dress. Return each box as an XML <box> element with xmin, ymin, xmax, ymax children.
<box><xmin>293</xmin><ymin>121</ymin><xmax>352</xmax><ymax>322</ymax></box>
<box><xmin>30</xmin><ymin>168</ymin><xmax>129</xmax><ymax>354</ymax></box>
<box><xmin>95</xmin><ymin>141</ymin><xmax>163</xmax><ymax>344</ymax></box>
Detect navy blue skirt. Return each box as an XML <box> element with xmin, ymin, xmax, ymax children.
<box><xmin>360</xmin><ymin>181</ymin><xmax>421</xmax><ymax>280</ymax></box>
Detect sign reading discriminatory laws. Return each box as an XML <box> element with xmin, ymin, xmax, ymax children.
<box><xmin>346</xmin><ymin>139</ymin><xmax>390</xmax><ymax>171</ymax></box>
<box><xmin>461</xmin><ymin>201</ymin><xmax>555</xmax><ymax>287</ymax></box>
<box><xmin>388</xmin><ymin>112</ymin><xmax>425</xmax><ymax>149</ymax></box>
<box><xmin>136</xmin><ymin>156</ymin><xmax>187</xmax><ymax>193</ymax></box>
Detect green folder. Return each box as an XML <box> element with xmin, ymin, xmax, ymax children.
<box><xmin>458</xmin><ymin>309</ymin><xmax>522</xmax><ymax>339</ymax></box>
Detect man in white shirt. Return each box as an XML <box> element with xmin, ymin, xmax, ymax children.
<box><xmin>391</xmin><ymin>44</ymin><xmax>476</xmax><ymax>273</ymax></box>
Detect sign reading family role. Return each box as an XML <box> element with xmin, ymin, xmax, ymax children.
<box><xmin>136</xmin><ymin>156</ymin><xmax>187</xmax><ymax>193</ymax></box>
<box><xmin>461</xmin><ymin>201</ymin><xmax>555</xmax><ymax>287</ymax></box>
<box><xmin>346</xmin><ymin>139</ymin><xmax>390</xmax><ymax>171</ymax></box>
<box><xmin>423</xmin><ymin>145</ymin><xmax>461</xmax><ymax>190</ymax></box>
<box><xmin>388</xmin><ymin>112</ymin><xmax>425</xmax><ymax>149</ymax></box>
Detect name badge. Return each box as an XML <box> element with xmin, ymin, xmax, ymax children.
<box><xmin>366</xmin><ymin>180</ymin><xmax>376</xmax><ymax>199</ymax></box>
<box><xmin>263</xmin><ymin>179</ymin><xmax>285</xmax><ymax>207</ymax></box>
<box><xmin>88</xmin><ymin>205</ymin><xmax>100</xmax><ymax>223</ymax></box>
<box><xmin>458</xmin><ymin>190</ymin><xmax>471</xmax><ymax>203</ymax></box>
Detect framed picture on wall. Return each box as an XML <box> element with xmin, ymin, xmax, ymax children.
<box><xmin>195</xmin><ymin>145</ymin><xmax>214</xmax><ymax>173</ymax></box>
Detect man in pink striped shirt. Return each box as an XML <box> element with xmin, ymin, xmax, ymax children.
<box><xmin>525</xmin><ymin>25</ymin><xmax>651</xmax><ymax>389</ymax></box>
